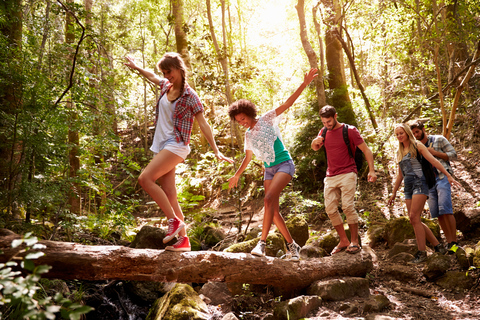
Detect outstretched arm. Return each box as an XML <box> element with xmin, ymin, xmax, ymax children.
<box><xmin>388</xmin><ymin>168</ymin><xmax>403</xmax><ymax>206</ymax></box>
<box><xmin>275</xmin><ymin>68</ymin><xmax>318</xmax><ymax>116</ymax></box>
<box><xmin>124</xmin><ymin>55</ymin><xmax>161</xmax><ymax>86</ymax></box>
<box><xmin>228</xmin><ymin>150</ymin><xmax>253</xmax><ymax>188</ymax></box>
<box><xmin>417</xmin><ymin>142</ymin><xmax>461</xmax><ymax>188</ymax></box>
<box><xmin>195</xmin><ymin>112</ymin><xmax>234</xmax><ymax>163</ymax></box>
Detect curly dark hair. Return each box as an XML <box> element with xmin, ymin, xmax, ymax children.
<box><xmin>228</xmin><ymin>99</ymin><xmax>257</xmax><ymax>120</ymax></box>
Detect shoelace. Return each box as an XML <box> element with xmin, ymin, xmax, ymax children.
<box><xmin>173</xmin><ymin>236</ymin><xmax>185</xmax><ymax>246</ymax></box>
<box><xmin>167</xmin><ymin>220</ymin><xmax>176</xmax><ymax>234</ymax></box>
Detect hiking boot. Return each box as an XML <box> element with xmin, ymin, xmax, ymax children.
<box><xmin>287</xmin><ymin>241</ymin><xmax>301</xmax><ymax>262</ymax></box>
<box><xmin>163</xmin><ymin>218</ymin><xmax>185</xmax><ymax>243</ymax></box>
<box><xmin>251</xmin><ymin>240</ymin><xmax>266</xmax><ymax>257</ymax></box>
<box><xmin>434</xmin><ymin>243</ymin><xmax>447</xmax><ymax>255</ymax></box>
<box><xmin>447</xmin><ymin>242</ymin><xmax>459</xmax><ymax>255</ymax></box>
<box><xmin>409</xmin><ymin>250</ymin><xmax>427</xmax><ymax>264</ymax></box>
<box><xmin>165</xmin><ymin>236</ymin><xmax>191</xmax><ymax>252</ymax></box>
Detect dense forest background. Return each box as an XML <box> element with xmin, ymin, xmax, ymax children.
<box><xmin>1</xmin><ymin>0</ymin><xmax>480</xmax><ymax>317</ymax></box>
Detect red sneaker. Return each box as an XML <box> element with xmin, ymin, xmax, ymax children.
<box><xmin>165</xmin><ymin>236</ymin><xmax>191</xmax><ymax>252</ymax></box>
<box><xmin>163</xmin><ymin>218</ymin><xmax>185</xmax><ymax>243</ymax></box>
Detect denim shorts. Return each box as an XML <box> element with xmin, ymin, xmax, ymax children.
<box><xmin>264</xmin><ymin>159</ymin><xmax>295</xmax><ymax>180</ymax></box>
<box><xmin>404</xmin><ymin>174</ymin><xmax>429</xmax><ymax>199</ymax></box>
<box><xmin>428</xmin><ymin>176</ymin><xmax>453</xmax><ymax>218</ymax></box>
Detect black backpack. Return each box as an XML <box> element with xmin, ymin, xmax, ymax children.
<box><xmin>413</xmin><ymin>143</ymin><xmax>436</xmax><ymax>189</ymax></box>
<box><xmin>321</xmin><ymin>124</ymin><xmax>365</xmax><ymax>173</ymax></box>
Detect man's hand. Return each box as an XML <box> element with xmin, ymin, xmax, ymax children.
<box><xmin>311</xmin><ymin>136</ymin><xmax>324</xmax><ymax>151</ymax></box>
<box><xmin>367</xmin><ymin>171</ymin><xmax>377</xmax><ymax>183</ymax></box>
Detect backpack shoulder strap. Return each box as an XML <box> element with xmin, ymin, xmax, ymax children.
<box><xmin>321</xmin><ymin>127</ymin><xmax>327</xmax><ymax>139</ymax></box>
<box><xmin>342</xmin><ymin>124</ymin><xmax>354</xmax><ymax>158</ymax></box>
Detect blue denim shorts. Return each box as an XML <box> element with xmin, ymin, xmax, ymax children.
<box><xmin>264</xmin><ymin>159</ymin><xmax>295</xmax><ymax>180</ymax></box>
<box><xmin>428</xmin><ymin>176</ymin><xmax>453</xmax><ymax>218</ymax></box>
<box><xmin>404</xmin><ymin>174</ymin><xmax>429</xmax><ymax>199</ymax></box>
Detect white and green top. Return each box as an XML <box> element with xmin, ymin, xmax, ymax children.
<box><xmin>244</xmin><ymin>110</ymin><xmax>292</xmax><ymax>167</ymax></box>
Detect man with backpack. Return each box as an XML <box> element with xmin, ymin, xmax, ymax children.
<box><xmin>311</xmin><ymin>105</ymin><xmax>377</xmax><ymax>255</ymax></box>
<box><xmin>409</xmin><ymin>120</ymin><xmax>459</xmax><ymax>254</ymax></box>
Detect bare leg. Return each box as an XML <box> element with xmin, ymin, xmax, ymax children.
<box><xmin>261</xmin><ymin>172</ymin><xmax>293</xmax><ymax>243</ymax></box>
<box><xmin>406</xmin><ymin>195</ymin><xmax>440</xmax><ymax>251</ymax></box>
<box><xmin>138</xmin><ymin>150</ymin><xmax>183</xmax><ymax>221</ymax></box>
<box><xmin>157</xmin><ymin>167</ymin><xmax>186</xmax><ymax>237</ymax></box>
<box><xmin>438</xmin><ymin>214</ymin><xmax>457</xmax><ymax>243</ymax></box>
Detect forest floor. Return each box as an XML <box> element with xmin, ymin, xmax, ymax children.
<box><xmin>201</xmin><ymin>128</ymin><xmax>480</xmax><ymax>320</ymax></box>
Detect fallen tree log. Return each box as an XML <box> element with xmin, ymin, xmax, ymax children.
<box><xmin>0</xmin><ymin>232</ymin><xmax>373</xmax><ymax>290</ymax></box>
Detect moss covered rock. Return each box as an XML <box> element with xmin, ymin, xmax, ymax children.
<box><xmin>306</xmin><ymin>226</ymin><xmax>361</xmax><ymax>254</ymax></box>
<box><xmin>384</xmin><ymin>216</ymin><xmax>440</xmax><ymax>247</ymax></box>
<box><xmin>223</xmin><ymin>233</ymin><xmax>286</xmax><ymax>257</ymax></box>
<box><xmin>276</xmin><ymin>215</ymin><xmax>309</xmax><ymax>246</ymax></box>
<box><xmin>146</xmin><ymin>283</ymin><xmax>208</xmax><ymax>320</ymax></box>
<box><xmin>435</xmin><ymin>271</ymin><xmax>476</xmax><ymax>291</ymax></box>
<box><xmin>473</xmin><ymin>241</ymin><xmax>480</xmax><ymax>268</ymax></box>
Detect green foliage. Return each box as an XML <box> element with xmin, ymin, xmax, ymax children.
<box><xmin>289</xmin><ymin>102</ymin><xmax>326</xmax><ymax>193</ymax></box>
<box><xmin>0</xmin><ymin>233</ymin><xmax>93</xmax><ymax>319</ymax></box>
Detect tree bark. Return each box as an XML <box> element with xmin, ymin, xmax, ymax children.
<box><xmin>333</xmin><ymin>28</ymin><xmax>378</xmax><ymax>132</ymax></box>
<box><xmin>65</xmin><ymin>0</ymin><xmax>81</xmax><ymax>215</ymax></box>
<box><xmin>321</xmin><ymin>0</ymin><xmax>356</xmax><ymax>126</ymax></box>
<box><xmin>0</xmin><ymin>234</ymin><xmax>373</xmax><ymax>291</ymax></box>
<box><xmin>295</xmin><ymin>0</ymin><xmax>326</xmax><ymax>109</ymax></box>
<box><xmin>445</xmin><ymin>39</ymin><xmax>480</xmax><ymax>139</ymax></box>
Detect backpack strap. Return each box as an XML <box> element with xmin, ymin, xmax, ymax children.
<box><xmin>342</xmin><ymin>124</ymin><xmax>354</xmax><ymax>159</ymax></box>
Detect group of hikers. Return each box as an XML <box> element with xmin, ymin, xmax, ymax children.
<box><xmin>125</xmin><ymin>53</ymin><xmax>461</xmax><ymax>264</ymax></box>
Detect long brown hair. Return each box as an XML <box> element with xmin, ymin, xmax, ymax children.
<box><xmin>395</xmin><ymin>123</ymin><xmax>418</xmax><ymax>162</ymax></box>
<box><xmin>157</xmin><ymin>52</ymin><xmax>187</xmax><ymax>100</ymax></box>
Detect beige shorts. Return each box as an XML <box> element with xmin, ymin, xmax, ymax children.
<box><xmin>324</xmin><ymin>172</ymin><xmax>358</xmax><ymax>226</ymax></box>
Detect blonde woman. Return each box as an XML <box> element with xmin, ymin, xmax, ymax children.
<box><xmin>388</xmin><ymin>123</ymin><xmax>461</xmax><ymax>263</ymax></box>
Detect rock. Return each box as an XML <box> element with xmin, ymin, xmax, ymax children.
<box><xmin>388</xmin><ymin>252</ymin><xmax>414</xmax><ymax>264</ymax></box>
<box><xmin>366</xmin><ymin>315</ymin><xmax>397</xmax><ymax>320</ymax></box>
<box><xmin>307</xmin><ymin>226</ymin><xmax>361</xmax><ymax>254</ymax></box>
<box><xmin>363</xmin><ymin>294</ymin><xmax>391</xmax><ymax>313</ymax></box>
<box><xmin>423</xmin><ymin>254</ymin><xmax>451</xmax><ymax>280</ymax></box>
<box><xmin>473</xmin><ymin>241</ymin><xmax>480</xmax><ymax>268</ymax></box>
<box><xmin>223</xmin><ymin>233</ymin><xmax>286</xmax><ymax>257</ymax></box>
<box><xmin>277</xmin><ymin>215</ymin><xmax>309</xmax><ymax>246</ymax></box>
<box><xmin>299</xmin><ymin>245</ymin><xmax>328</xmax><ymax>259</ymax></box>
<box><xmin>130</xmin><ymin>225</ymin><xmax>175</xmax><ymax>249</ymax></box>
<box><xmin>386</xmin><ymin>241</ymin><xmax>417</xmax><ymax>259</ymax></box>
<box><xmin>244</xmin><ymin>226</ymin><xmax>262</xmax><ymax>241</ymax></box>
<box><xmin>146</xmin><ymin>283</ymin><xmax>209</xmax><ymax>320</ymax></box>
<box><xmin>199</xmin><ymin>282</ymin><xmax>232</xmax><ymax>305</ymax></box>
<box><xmin>367</xmin><ymin>223</ymin><xmax>386</xmax><ymax>248</ymax></box>
<box><xmin>307</xmin><ymin>277</ymin><xmax>370</xmax><ymax>301</ymax></box>
<box><xmin>221</xmin><ymin>312</ymin><xmax>239</xmax><ymax>320</ymax></box>
<box><xmin>435</xmin><ymin>271</ymin><xmax>476</xmax><ymax>291</ymax></box>
<box><xmin>454</xmin><ymin>208</ymin><xmax>480</xmax><ymax>236</ymax></box>
<box><xmin>273</xmin><ymin>295</ymin><xmax>322</xmax><ymax>320</ymax></box>
<box><xmin>382</xmin><ymin>264</ymin><xmax>416</xmax><ymax>281</ymax></box>
<box><xmin>126</xmin><ymin>281</ymin><xmax>176</xmax><ymax>303</ymax></box>
<box><xmin>455</xmin><ymin>246</ymin><xmax>471</xmax><ymax>270</ymax></box>
<box><xmin>202</xmin><ymin>225</ymin><xmax>226</xmax><ymax>248</ymax></box>
<box><xmin>384</xmin><ymin>217</ymin><xmax>440</xmax><ymax>247</ymax></box>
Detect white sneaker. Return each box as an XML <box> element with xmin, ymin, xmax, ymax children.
<box><xmin>251</xmin><ymin>240</ymin><xmax>266</xmax><ymax>257</ymax></box>
<box><xmin>287</xmin><ymin>241</ymin><xmax>301</xmax><ymax>262</ymax></box>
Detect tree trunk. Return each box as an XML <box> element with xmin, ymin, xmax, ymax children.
<box><xmin>0</xmin><ymin>233</ymin><xmax>373</xmax><ymax>291</ymax></box>
<box><xmin>445</xmin><ymin>39</ymin><xmax>480</xmax><ymax>139</ymax></box>
<box><xmin>0</xmin><ymin>0</ymin><xmax>23</xmax><ymax>213</ymax></box>
<box><xmin>333</xmin><ymin>29</ymin><xmax>378</xmax><ymax>131</ymax></box>
<box><xmin>321</xmin><ymin>0</ymin><xmax>356</xmax><ymax>126</ymax></box>
<box><xmin>295</xmin><ymin>0</ymin><xmax>326</xmax><ymax>110</ymax></box>
<box><xmin>206</xmin><ymin>0</ymin><xmax>233</xmax><ymax>105</ymax></box>
<box><xmin>66</xmin><ymin>0</ymin><xmax>81</xmax><ymax>215</ymax></box>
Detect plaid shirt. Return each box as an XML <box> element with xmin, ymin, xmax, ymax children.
<box><xmin>426</xmin><ymin>135</ymin><xmax>457</xmax><ymax>179</ymax></box>
<box><xmin>156</xmin><ymin>79</ymin><xmax>204</xmax><ymax>145</ymax></box>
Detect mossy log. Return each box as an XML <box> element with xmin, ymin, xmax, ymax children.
<box><xmin>0</xmin><ymin>232</ymin><xmax>373</xmax><ymax>290</ymax></box>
